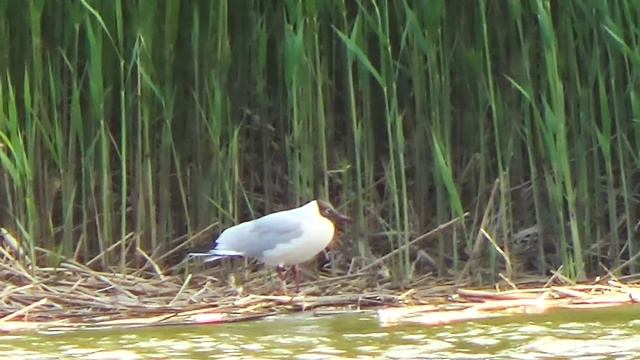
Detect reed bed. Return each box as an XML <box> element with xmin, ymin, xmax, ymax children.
<box><xmin>0</xmin><ymin>250</ymin><xmax>425</xmax><ymax>333</ymax></box>
<box><xmin>379</xmin><ymin>279</ymin><xmax>640</xmax><ymax>327</ymax></box>
<box><xmin>2</xmin><ymin>241</ymin><xmax>638</xmax><ymax>332</ymax></box>
<box><xmin>1</xmin><ymin>0</ymin><xmax>640</xmax><ymax>305</ymax></box>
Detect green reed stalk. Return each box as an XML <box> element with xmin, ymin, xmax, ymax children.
<box><xmin>479</xmin><ymin>0</ymin><xmax>512</xmax><ymax>279</ymax></box>
<box><xmin>342</xmin><ymin>10</ymin><xmax>369</xmax><ymax>258</ymax></box>
<box><xmin>536</xmin><ymin>0</ymin><xmax>584</xmax><ymax>278</ymax></box>
<box><xmin>0</xmin><ymin>76</ymin><xmax>37</xmax><ymax>266</ymax></box>
<box><xmin>373</xmin><ymin>0</ymin><xmax>411</xmax><ymax>282</ymax></box>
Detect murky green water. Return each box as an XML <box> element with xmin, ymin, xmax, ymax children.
<box><xmin>1</xmin><ymin>305</ymin><xmax>639</xmax><ymax>359</ymax></box>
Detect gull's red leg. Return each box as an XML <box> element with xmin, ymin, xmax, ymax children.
<box><xmin>276</xmin><ymin>265</ymin><xmax>288</xmax><ymax>295</ymax></box>
<box><xmin>292</xmin><ymin>265</ymin><xmax>300</xmax><ymax>293</ymax></box>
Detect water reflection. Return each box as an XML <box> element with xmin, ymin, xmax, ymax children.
<box><xmin>0</xmin><ymin>304</ymin><xmax>639</xmax><ymax>359</ymax></box>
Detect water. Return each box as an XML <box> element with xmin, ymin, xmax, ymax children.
<box><xmin>1</xmin><ymin>305</ymin><xmax>639</xmax><ymax>359</ymax></box>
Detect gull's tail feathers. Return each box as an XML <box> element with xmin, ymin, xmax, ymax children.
<box><xmin>187</xmin><ymin>249</ymin><xmax>244</xmax><ymax>263</ymax></box>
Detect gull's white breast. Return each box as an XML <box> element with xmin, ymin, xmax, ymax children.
<box><xmin>261</xmin><ymin>206</ymin><xmax>335</xmax><ymax>266</ymax></box>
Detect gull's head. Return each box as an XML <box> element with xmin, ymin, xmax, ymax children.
<box><xmin>316</xmin><ymin>200</ymin><xmax>352</xmax><ymax>230</ymax></box>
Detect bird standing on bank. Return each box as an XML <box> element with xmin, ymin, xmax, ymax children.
<box><xmin>188</xmin><ymin>200</ymin><xmax>351</xmax><ymax>293</ymax></box>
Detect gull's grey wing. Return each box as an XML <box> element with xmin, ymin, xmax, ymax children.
<box><xmin>234</xmin><ymin>213</ymin><xmax>305</xmax><ymax>259</ymax></box>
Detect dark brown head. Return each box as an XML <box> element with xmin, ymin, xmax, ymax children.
<box><xmin>316</xmin><ymin>200</ymin><xmax>352</xmax><ymax>230</ymax></box>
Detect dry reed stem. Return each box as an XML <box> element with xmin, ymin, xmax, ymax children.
<box><xmin>160</xmin><ymin>222</ymin><xmax>219</xmax><ymax>266</ymax></box>
<box><xmin>356</xmin><ymin>213</ymin><xmax>468</xmax><ymax>275</ymax></box>
<box><xmin>85</xmin><ymin>237</ymin><xmax>127</xmax><ymax>267</ymax></box>
<box><xmin>136</xmin><ymin>246</ymin><xmax>165</xmax><ymax>280</ymax></box>
<box><xmin>0</xmin><ymin>298</ymin><xmax>48</xmax><ymax>322</ymax></box>
<box><xmin>458</xmin><ymin>179</ymin><xmax>499</xmax><ymax>281</ymax></box>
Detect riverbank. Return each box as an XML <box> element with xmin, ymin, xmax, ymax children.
<box><xmin>2</xmin><ymin>255</ymin><xmax>639</xmax><ymax>333</ymax></box>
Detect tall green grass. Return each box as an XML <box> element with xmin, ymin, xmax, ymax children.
<box><xmin>0</xmin><ymin>0</ymin><xmax>639</xmax><ymax>284</ymax></box>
